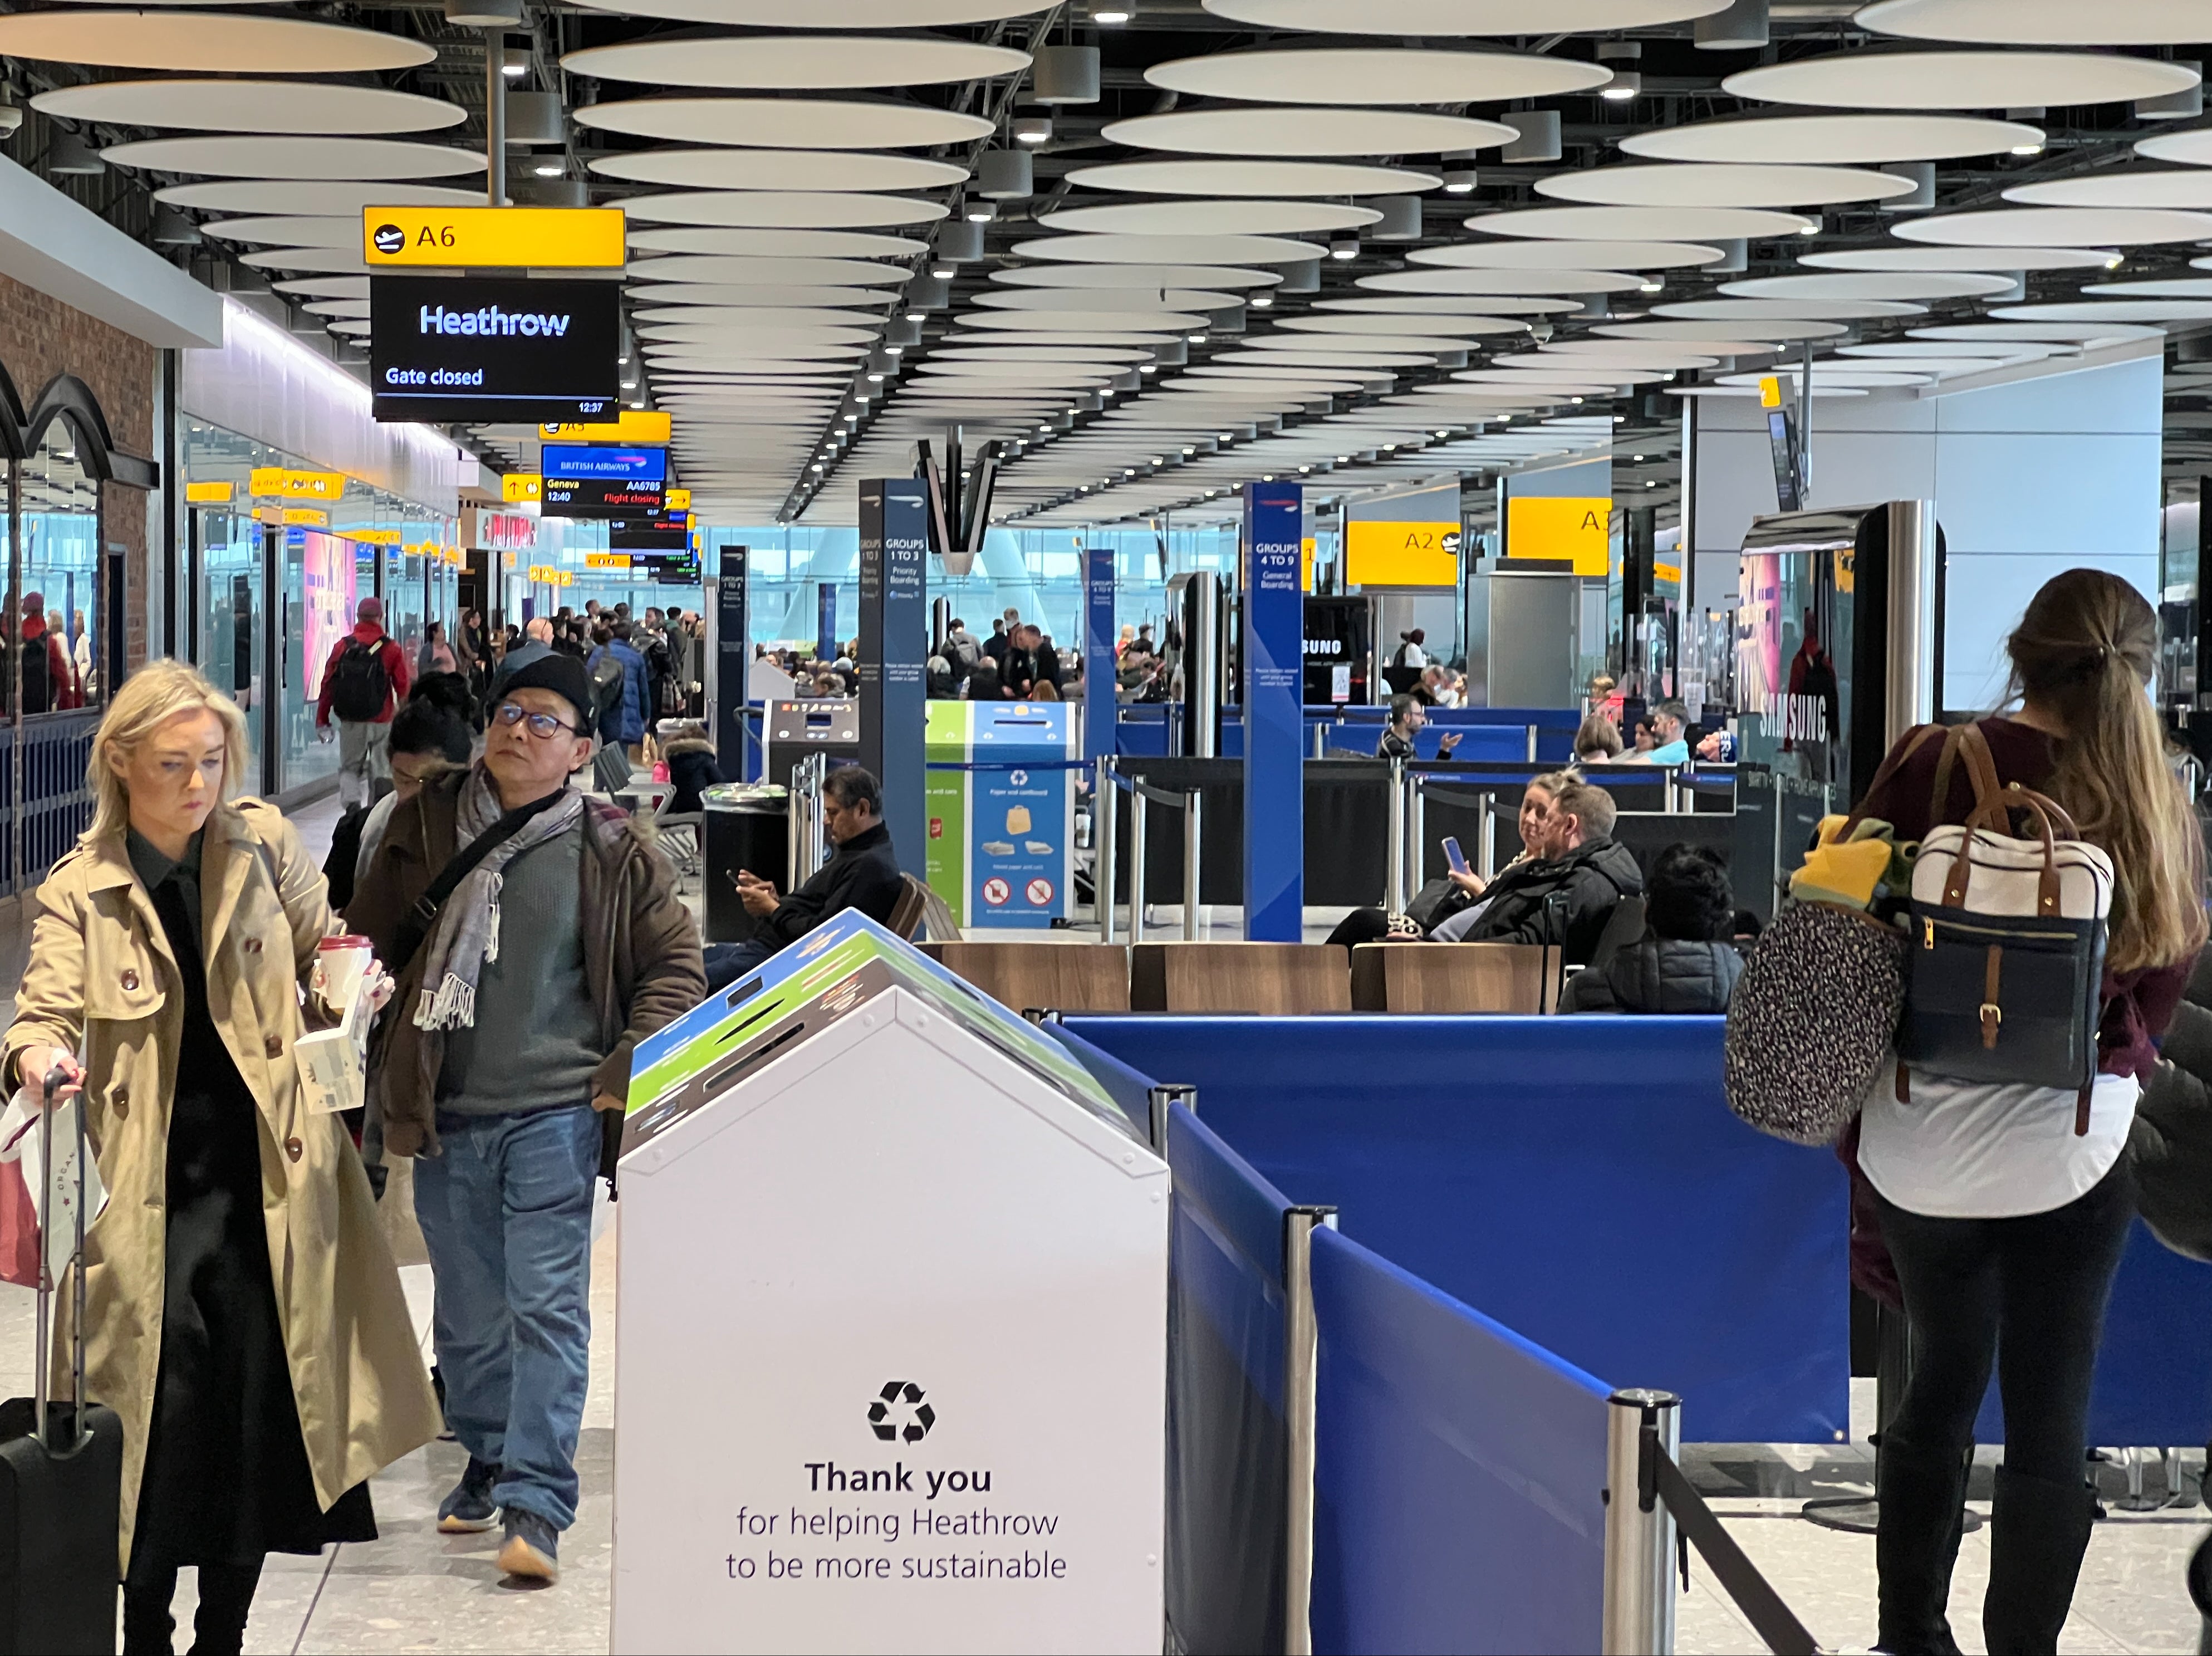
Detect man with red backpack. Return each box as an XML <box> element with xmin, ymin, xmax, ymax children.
<box><xmin>317</xmin><ymin>595</ymin><xmax>411</xmax><ymax>807</ymax></box>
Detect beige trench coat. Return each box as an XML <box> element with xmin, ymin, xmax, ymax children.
<box><xmin>2</xmin><ymin>798</ymin><xmax>442</xmax><ymax>1569</ymax></box>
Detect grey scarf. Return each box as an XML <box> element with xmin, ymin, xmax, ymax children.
<box><xmin>412</xmin><ymin>765</ymin><xmax>586</xmax><ymax>1031</ymax></box>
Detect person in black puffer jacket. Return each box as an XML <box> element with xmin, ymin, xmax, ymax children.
<box><xmin>660</xmin><ymin>722</ymin><xmax>727</xmax><ymax>815</ymax></box>
<box><xmin>1563</xmin><ymin>842</ymin><xmax>1744</xmax><ymax>1013</ymax></box>
<box><xmin>2127</xmin><ymin>943</ymin><xmax>2212</xmax><ymax>1260</ymax></box>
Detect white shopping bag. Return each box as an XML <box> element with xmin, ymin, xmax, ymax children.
<box><xmin>0</xmin><ymin>1087</ymin><xmax>109</xmax><ymax>1287</ymax></box>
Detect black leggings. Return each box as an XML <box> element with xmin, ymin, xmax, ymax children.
<box><xmin>122</xmin><ymin>1557</ymin><xmax>263</xmax><ymax>1656</ymax></box>
<box><xmin>1875</xmin><ymin>1162</ymin><xmax>2134</xmax><ymax>1482</ymax></box>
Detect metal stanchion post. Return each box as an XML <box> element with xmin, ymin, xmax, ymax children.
<box><xmin>1129</xmin><ymin>783</ymin><xmax>1149</xmax><ymax>942</ymax></box>
<box><xmin>1181</xmin><ymin>791</ymin><xmax>1203</xmax><ymax>941</ymax></box>
<box><xmin>1146</xmin><ymin>1082</ymin><xmax>1196</xmax><ymax>1155</ymax></box>
<box><xmin>1408</xmin><ymin>772</ymin><xmax>1427</xmax><ymax>894</ymax></box>
<box><xmin>1477</xmin><ymin>790</ymin><xmax>1497</xmax><ymax>880</ymax></box>
<box><xmin>1095</xmin><ymin>758</ymin><xmax>1120</xmax><ymax>944</ymax></box>
<box><xmin>1603</xmin><ymin>1389</ymin><xmax>1681</xmax><ymax>1656</ymax></box>
<box><xmin>1385</xmin><ymin>758</ymin><xmax>1406</xmax><ymax>914</ymax></box>
<box><xmin>1526</xmin><ymin>723</ymin><xmax>1539</xmax><ymax>763</ymax></box>
<box><xmin>1282</xmin><ymin>1206</ymin><xmax>1337</xmax><ymax>1656</ymax></box>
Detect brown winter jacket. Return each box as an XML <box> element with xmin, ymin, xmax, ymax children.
<box><xmin>345</xmin><ymin>766</ymin><xmax>705</xmax><ymax>1160</ymax></box>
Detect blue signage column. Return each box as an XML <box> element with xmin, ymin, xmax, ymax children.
<box><xmin>817</xmin><ymin>580</ymin><xmax>840</xmax><ymax>660</ymax></box>
<box><xmin>858</xmin><ymin>479</ymin><xmax>929</xmax><ymax>870</ymax></box>
<box><xmin>713</xmin><ymin>543</ymin><xmax>748</xmax><ymax>778</ymax></box>
<box><xmin>1242</xmin><ymin>481</ymin><xmax>1304</xmax><ymax>942</ymax></box>
<box><xmin>1082</xmin><ymin>543</ymin><xmax>1116</xmax><ymax>763</ymax></box>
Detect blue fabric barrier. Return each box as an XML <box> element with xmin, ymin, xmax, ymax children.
<box><xmin>1311</xmin><ymin>1226</ymin><xmax>1610</xmax><ymax>1655</ymax></box>
<box><xmin>1065</xmin><ymin>1014</ymin><xmax>1850</xmax><ymax>1445</ymax></box>
<box><xmin>1164</xmin><ymin>1102</ymin><xmax>1294</xmax><ymax>1655</ymax></box>
<box><xmin>1972</xmin><ymin>1220</ymin><xmax>2212</xmax><ymax>1450</ymax></box>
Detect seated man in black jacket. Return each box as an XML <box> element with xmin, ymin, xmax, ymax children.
<box><xmin>703</xmin><ymin>766</ymin><xmax>903</xmax><ymax>989</ymax></box>
<box><xmin>1562</xmin><ymin>843</ymin><xmax>1742</xmax><ymax>1013</ymax></box>
<box><xmin>1426</xmin><ymin>775</ymin><xmax>1644</xmax><ymax>961</ymax></box>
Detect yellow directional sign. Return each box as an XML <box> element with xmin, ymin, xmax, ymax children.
<box><xmin>249</xmin><ymin>467</ymin><xmax>345</xmax><ymax>501</ymax></box>
<box><xmin>283</xmin><ymin>507</ymin><xmax>329</xmax><ymax>527</ymax></box>
<box><xmin>540</xmin><ymin>411</ymin><xmax>671</xmax><ymax>444</ymax></box>
<box><xmin>1506</xmin><ymin>496</ymin><xmax>1612</xmax><ymax>579</ymax></box>
<box><xmin>184</xmin><ymin>481</ymin><xmax>233</xmax><ymax>504</ymax></box>
<box><xmin>364</xmin><ymin>205</ymin><xmax>626</xmax><ymax>269</ymax></box>
<box><xmin>666</xmin><ymin>487</ymin><xmax>691</xmax><ymax>512</ymax></box>
<box><xmin>503</xmin><ymin>473</ymin><xmax>543</xmax><ymax>503</ymax></box>
<box><xmin>586</xmin><ymin>551</ymin><xmax>631</xmax><ymax>570</ymax></box>
<box><xmin>1346</xmin><ymin>520</ymin><xmax>1461</xmax><ymax>588</ymax></box>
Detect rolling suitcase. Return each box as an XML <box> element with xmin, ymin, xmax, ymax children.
<box><xmin>0</xmin><ymin>1069</ymin><xmax>122</xmax><ymax>1655</ymax></box>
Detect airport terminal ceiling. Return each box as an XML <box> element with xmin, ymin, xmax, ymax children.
<box><xmin>13</xmin><ymin>0</ymin><xmax>2212</xmax><ymax>527</ymax></box>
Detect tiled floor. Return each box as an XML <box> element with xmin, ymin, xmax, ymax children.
<box><xmin>2</xmin><ymin>796</ymin><xmax>2208</xmax><ymax>1650</ymax></box>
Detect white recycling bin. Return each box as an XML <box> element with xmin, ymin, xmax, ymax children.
<box><xmin>610</xmin><ymin>913</ymin><xmax>1169</xmax><ymax>1655</ymax></box>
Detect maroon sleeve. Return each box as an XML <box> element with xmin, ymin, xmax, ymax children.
<box><xmin>381</xmin><ymin>637</ymin><xmax>411</xmax><ymax>714</ymax></box>
<box><xmin>314</xmin><ymin>638</ymin><xmax>339</xmax><ymax>727</ymax></box>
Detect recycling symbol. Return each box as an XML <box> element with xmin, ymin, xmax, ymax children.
<box><xmin>868</xmin><ymin>1380</ymin><xmax>935</xmax><ymax>1443</ymax></box>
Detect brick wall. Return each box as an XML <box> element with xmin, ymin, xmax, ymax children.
<box><xmin>0</xmin><ymin>268</ymin><xmax>159</xmax><ymax>670</ymax></box>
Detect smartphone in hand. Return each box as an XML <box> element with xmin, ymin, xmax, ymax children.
<box><xmin>1442</xmin><ymin>836</ymin><xmax>1469</xmax><ymax>876</ymax></box>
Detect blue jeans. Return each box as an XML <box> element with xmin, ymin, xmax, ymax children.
<box><xmin>413</xmin><ymin>1104</ymin><xmax>600</xmax><ymax>1531</ymax></box>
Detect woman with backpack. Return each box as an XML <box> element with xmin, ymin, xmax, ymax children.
<box><xmin>1851</xmin><ymin>570</ymin><xmax>2205</xmax><ymax>1654</ymax></box>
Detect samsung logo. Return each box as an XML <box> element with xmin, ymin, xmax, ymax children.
<box><xmin>418</xmin><ymin>304</ymin><xmax>573</xmax><ymax>338</ymax></box>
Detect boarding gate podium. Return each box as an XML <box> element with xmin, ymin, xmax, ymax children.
<box><xmin>609</xmin><ymin>912</ymin><xmax>1170</xmax><ymax>1655</ymax></box>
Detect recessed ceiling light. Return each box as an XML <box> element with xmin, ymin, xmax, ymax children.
<box><xmin>966</xmin><ymin>200</ymin><xmax>997</xmax><ymax>223</ymax></box>
<box><xmin>1251</xmin><ymin>291</ymin><xmax>1274</xmax><ymax>307</ymax></box>
<box><xmin>2012</xmin><ymin>141</ymin><xmax>2044</xmax><ymax>156</ymax></box>
<box><xmin>1601</xmin><ymin>70</ymin><xmax>1641</xmax><ymax>102</ymax></box>
<box><xmin>1093</xmin><ymin>8</ymin><xmax>1131</xmax><ymax>21</ymax></box>
<box><xmin>1639</xmin><ymin>278</ymin><xmax>1664</xmax><ymax>293</ymax></box>
<box><xmin>1330</xmin><ymin>235</ymin><xmax>1361</xmax><ymax>260</ymax></box>
<box><xmin>1443</xmin><ymin>169</ymin><xmax>1478</xmax><ymax>194</ymax></box>
<box><xmin>533</xmin><ymin>162</ymin><xmax>564</xmax><ymax>177</ymax></box>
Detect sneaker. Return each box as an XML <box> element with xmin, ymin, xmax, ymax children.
<box><xmin>436</xmin><ymin>1457</ymin><xmax>502</xmax><ymax>1534</ymax></box>
<box><xmin>497</xmin><ymin>1509</ymin><xmax>560</xmax><ymax>1584</ymax></box>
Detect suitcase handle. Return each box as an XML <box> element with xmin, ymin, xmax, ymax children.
<box><xmin>32</xmin><ymin>1065</ymin><xmax>90</xmax><ymax>1456</ymax></box>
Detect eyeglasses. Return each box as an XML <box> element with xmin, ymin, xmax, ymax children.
<box><xmin>492</xmin><ymin>702</ymin><xmax>581</xmax><ymax>740</ymax></box>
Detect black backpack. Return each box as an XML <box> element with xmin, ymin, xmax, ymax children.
<box><xmin>590</xmin><ymin>651</ymin><xmax>626</xmax><ymax>738</ymax></box>
<box><xmin>328</xmin><ymin>635</ymin><xmax>390</xmax><ymax>722</ymax></box>
<box><xmin>18</xmin><ymin>632</ymin><xmax>52</xmax><ymax>714</ymax></box>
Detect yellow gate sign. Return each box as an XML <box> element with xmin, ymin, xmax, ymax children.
<box><xmin>1345</xmin><ymin>520</ymin><xmax>1461</xmax><ymax>587</ymax></box>
<box><xmin>1505</xmin><ymin>496</ymin><xmax>1612</xmax><ymax>578</ymax></box>
<box><xmin>362</xmin><ymin>206</ymin><xmax>626</xmax><ymax>270</ymax></box>
<box><xmin>540</xmin><ymin>411</ymin><xmax>671</xmax><ymax>444</ymax></box>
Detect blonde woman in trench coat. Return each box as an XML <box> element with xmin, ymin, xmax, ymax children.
<box><xmin>3</xmin><ymin>660</ymin><xmax>438</xmax><ymax>1655</ymax></box>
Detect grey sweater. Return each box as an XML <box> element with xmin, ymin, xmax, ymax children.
<box><xmin>435</xmin><ymin>825</ymin><xmax>605</xmax><ymax>1115</ymax></box>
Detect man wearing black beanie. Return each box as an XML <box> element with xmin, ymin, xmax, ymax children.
<box><xmin>347</xmin><ymin>645</ymin><xmax>703</xmax><ymax>1587</ymax></box>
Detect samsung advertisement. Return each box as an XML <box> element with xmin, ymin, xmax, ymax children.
<box><xmin>369</xmin><ymin>275</ymin><xmax>620</xmax><ymax>423</ymax></box>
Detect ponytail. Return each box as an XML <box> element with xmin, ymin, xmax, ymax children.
<box><xmin>2008</xmin><ymin>568</ymin><xmax>2207</xmax><ymax>973</ymax></box>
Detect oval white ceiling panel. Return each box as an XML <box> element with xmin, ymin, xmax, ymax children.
<box><xmin>627</xmin><ymin>227</ymin><xmax>925</xmax><ymax>257</ymax></box>
<box><xmin>2135</xmin><ymin>130</ymin><xmax>2212</xmax><ymax>166</ymax></box>
<box><xmin>945</xmin><ymin>330</ymin><xmax>1176</xmax><ymax>347</ymax></box>
<box><xmin>633</xmin><ymin>306</ymin><xmax>885</xmax><ymax>327</ymax></box>
<box><xmin>1842</xmin><ymin>341</ymin><xmax>2062</xmax><ymax>358</ymax></box>
<box><xmin>1198</xmin><ymin>0</ymin><xmax>1730</xmax><ymax>32</ymax></box>
<box><xmin>622</xmin><ymin>191</ymin><xmax>948</xmax><ymax>228</ymax></box>
<box><xmin>1856</xmin><ymin>0</ymin><xmax>2212</xmax><ymax>44</ymax></box>
<box><xmin>562</xmin><ymin>34</ymin><xmax>1028</xmax><ymax>89</ymax></box>
<box><xmin>1621</xmin><ymin>112</ymin><xmax>2041</xmax><ymax>164</ymax></box>
<box><xmin>1468</xmin><ymin>204</ymin><xmax>1813</xmax><ymax>239</ymax></box>
<box><xmin>0</xmin><ymin>9</ymin><xmax>433</xmax><ymax>71</ymax></box>
<box><xmin>1145</xmin><ymin>47</ymin><xmax>1610</xmax><ymax>105</ymax></box>
<box><xmin>1911</xmin><ymin>321</ymin><xmax>2163</xmax><ymax>341</ymax></box>
<box><xmin>1011</xmin><ymin>233</ymin><xmax>1325</xmax><ymax>264</ymax></box>
<box><xmin>1279</xmin><ymin>313</ymin><xmax>1526</xmax><ymax>335</ymax></box>
<box><xmin>1721</xmin><ymin>51</ymin><xmax>2196</xmax><ymax>110</ymax></box>
<box><xmin>575</xmin><ymin>97</ymin><xmax>993</xmax><ymax>149</ymax></box>
<box><xmin>973</xmin><ymin>288</ymin><xmax>1237</xmax><ymax>310</ymax></box>
<box><xmin>1598</xmin><ymin>320</ymin><xmax>1846</xmax><ymax>341</ymax></box>
<box><xmin>1720</xmin><ymin>271</ymin><xmax>2014</xmax><ymax>300</ymax></box>
<box><xmin>1318</xmin><ymin>295</ymin><xmax>1579</xmax><ymax>314</ymax></box>
<box><xmin>237</xmin><ymin>247</ymin><xmax>369</xmax><ymax>273</ymax></box>
<box><xmin>2004</xmin><ymin>170</ymin><xmax>2212</xmax><ymax>209</ymax></box>
<box><xmin>1354</xmin><ymin>268</ymin><xmax>1645</xmax><ymax>295</ymax></box>
<box><xmin>271</xmin><ymin>276</ymin><xmax>369</xmax><ymax>299</ymax></box>
<box><xmin>1039</xmin><ymin>199</ymin><xmax>1377</xmax><ymax>234</ymax></box>
<box><xmin>629</xmin><ymin>284</ymin><xmax>891</xmax><ymax>307</ymax></box>
<box><xmin>104</xmin><ymin>135</ymin><xmax>485</xmax><ymax>179</ymax></box>
<box><xmin>1406</xmin><ymin>238</ymin><xmax>1723</xmax><ymax>270</ymax></box>
<box><xmin>303</xmin><ymin>299</ymin><xmax>370</xmax><ymax>318</ymax></box>
<box><xmin>1894</xmin><ymin>206</ymin><xmax>2212</xmax><ymax>244</ymax></box>
<box><xmin>587</xmin><ymin>148</ymin><xmax>967</xmax><ymax>190</ymax></box>
<box><xmin>2080</xmin><ymin>278</ymin><xmax>2212</xmax><ymax>297</ymax></box>
<box><xmin>625</xmin><ymin>255</ymin><xmax>908</xmax><ymax>284</ymax></box>
<box><xmin>1716</xmin><ymin>368</ymin><xmax>1931</xmax><ymax>387</ymax></box>
<box><xmin>1992</xmin><ymin>300</ymin><xmax>2212</xmax><ymax>321</ymax></box>
<box><xmin>200</xmin><ymin>215</ymin><xmax>359</xmax><ymax>248</ymax></box>
<box><xmin>1101</xmin><ymin>107</ymin><xmax>1515</xmax><ymax>158</ymax></box>
<box><xmin>1657</xmin><ymin>297</ymin><xmax>1927</xmax><ymax>320</ymax></box>
<box><xmin>1448</xmin><ymin>374</ymin><xmax>1625</xmax><ymax>394</ymax></box>
<box><xmin>962</xmin><ymin>309</ymin><xmax>1210</xmax><ymax>331</ymax></box>
<box><xmin>33</xmin><ymin>79</ymin><xmax>460</xmax><ymax>135</ymax></box>
<box><xmin>933</xmin><ymin>346</ymin><xmax>1154</xmax><ymax>362</ymax></box>
<box><xmin>1538</xmin><ymin>162</ymin><xmax>1915</xmax><ymax>208</ymax></box>
<box><xmin>570</xmin><ymin>0</ymin><xmax>1048</xmax><ymax>27</ymax></box>
<box><xmin>1248</xmin><ymin>332</ymin><xmax>1479</xmax><ymax>353</ymax></box>
<box><xmin>155</xmin><ymin>178</ymin><xmax>482</xmax><ymax>214</ymax></box>
<box><xmin>992</xmin><ymin>264</ymin><xmax>1284</xmax><ymax>288</ymax></box>
<box><xmin>1064</xmin><ymin>159</ymin><xmax>1438</xmax><ymax>196</ymax></box>
<box><xmin>1800</xmin><ymin>246</ymin><xmax>2118</xmax><ymax>271</ymax></box>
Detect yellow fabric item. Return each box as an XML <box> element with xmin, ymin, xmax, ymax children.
<box><xmin>1789</xmin><ymin>814</ymin><xmax>1903</xmax><ymax>911</ymax></box>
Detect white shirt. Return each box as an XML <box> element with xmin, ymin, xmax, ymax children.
<box><xmin>1858</xmin><ymin>1061</ymin><xmax>2137</xmax><ymax>1220</ymax></box>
